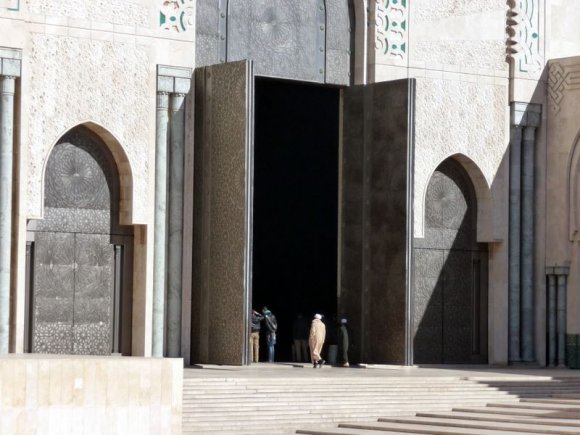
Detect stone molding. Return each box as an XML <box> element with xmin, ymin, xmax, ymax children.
<box><xmin>545</xmin><ymin>266</ymin><xmax>570</xmax><ymax>276</ymax></box>
<box><xmin>157</xmin><ymin>65</ymin><xmax>192</xmax><ymax>95</ymax></box>
<box><xmin>510</xmin><ymin>102</ymin><xmax>542</xmax><ymax>128</ymax></box>
<box><xmin>0</xmin><ymin>47</ymin><xmax>21</xmax><ymax>78</ymax></box>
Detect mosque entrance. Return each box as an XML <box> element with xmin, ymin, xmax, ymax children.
<box><xmin>252</xmin><ymin>78</ymin><xmax>339</xmax><ymax>362</ymax></box>
<box><xmin>190</xmin><ymin>60</ymin><xmax>339</xmax><ymax>364</ymax></box>
<box><xmin>26</xmin><ymin>127</ymin><xmax>134</xmax><ymax>355</ymax></box>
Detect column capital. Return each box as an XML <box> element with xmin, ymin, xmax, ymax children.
<box><xmin>156</xmin><ymin>91</ymin><xmax>169</xmax><ymax>110</ymax></box>
<box><xmin>546</xmin><ymin>266</ymin><xmax>570</xmax><ymax>276</ymax></box>
<box><xmin>0</xmin><ymin>75</ymin><xmax>16</xmax><ymax>95</ymax></box>
<box><xmin>511</xmin><ymin>102</ymin><xmax>542</xmax><ymax>128</ymax></box>
<box><xmin>170</xmin><ymin>93</ymin><xmax>186</xmax><ymax>112</ymax></box>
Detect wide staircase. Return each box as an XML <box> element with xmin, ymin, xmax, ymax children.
<box><xmin>182</xmin><ymin>371</ymin><xmax>580</xmax><ymax>435</ymax></box>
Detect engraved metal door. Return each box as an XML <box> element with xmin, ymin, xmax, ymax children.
<box><xmin>413</xmin><ymin>159</ymin><xmax>488</xmax><ymax>364</ymax></box>
<box><xmin>191</xmin><ymin>60</ymin><xmax>254</xmax><ymax>365</ymax></box>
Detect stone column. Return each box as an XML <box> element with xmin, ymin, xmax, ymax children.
<box><xmin>0</xmin><ymin>75</ymin><xmax>15</xmax><ymax>354</ymax></box>
<box><xmin>508</xmin><ymin>123</ymin><xmax>522</xmax><ymax>362</ymax></box>
<box><xmin>547</xmin><ymin>272</ymin><xmax>556</xmax><ymax>367</ymax></box>
<box><xmin>509</xmin><ymin>102</ymin><xmax>541</xmax><ymax>364</ymax></box>
<box><xmin>166</xmin><ymin>93</ymin><xmax>185</xmax><ymax>357</ymax></box>
<box><xmin>520</xmin><ymin>125</ymin><xmax>536</xmax><ymax>362</ymax></box>
<box><xmin>153</xmin><ymin>91</ymin><xmax>169</xmax><ymax>357</ymax></box>
<box><xmin>557</xmin><ymin>272</ymin><xmax>567</xmax><ymax>367</ymax></box>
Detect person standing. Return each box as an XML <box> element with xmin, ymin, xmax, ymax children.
<box><xmin>292</xmin><ymin>313</ymin><xmax>309</xmax><ymax>362</ymax></box>
<box><xmin>338</xmin><ymin>318</ymin><xmax>350</xmax><ymax>367</ymax></box>
<box><xmin>262</xmin><ymin>307</ymin><xmax>278</xmax><ymax>363</ymax></box>
<box><xmin>249</xmin><ymin>309</ymin><xmax>264</xmax><ymax>363</ymax></box>
<box><xmin>309</xmin><ymin>313</ymin><xmax>326</xmax><ymax>368</ymax></box>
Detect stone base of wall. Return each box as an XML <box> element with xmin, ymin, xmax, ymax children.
<box><xmin>0</xmin><ymin>355</ymin><xmax>182</xmax><ymax>434</ymax></box>
<box><xmin>566</xmin><ymin>334</ymin><xmax>580</xmax><ymax>369</ymax></box>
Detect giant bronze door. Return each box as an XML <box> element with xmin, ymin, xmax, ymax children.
<box><xmin>339</xmin><ymin>79</ymin><xmax>416</xmax><ymax>365</ymax></box>
<box><xmin>28</xmin><ymin>129</ymin><xmax>133</xmax><ymax>355</ymax></box>
<box><xmin>191</xmin><ymin>60</ymin><xmax>254</xmax><ymax>365</ymax></box>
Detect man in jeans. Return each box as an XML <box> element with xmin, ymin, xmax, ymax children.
<box><xmin>250</xmin><ymin>309</ymin><xmax>264</xmax><ymax>363</ymax></box>
<box><xmin>262</xmin><ymin>307</ymin><xmax>278</xmax><ymax>363</ymax></box>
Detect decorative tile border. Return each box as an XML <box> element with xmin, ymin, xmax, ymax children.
<box><xmin>159</xmin><ymin>0</ymin><xmax>194</xmax><ymax>33</ymax></box>
<box><xmin>507</xmin><ymin>0</ymin><xmax>543</xmax><ymax>77</ymax></box>
<box><xmin>0</xmin><ymin>0</ymin><xmax>19</xmax><ymax>11</ymax></box>
<box><xmin>548</xmin><ymin>61</ymin><xmax>580</xmax><ymax>115</ymax></box>
<box><xmin>374</xmin><ymin>0</ymin><xmax>409</xmax><ymax>64</ymax></box>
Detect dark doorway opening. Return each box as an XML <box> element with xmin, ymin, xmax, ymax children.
<box><xmin>252</xmin><ymin>77</ymin><xmax>340</xmax><ymax>362</ymax></box>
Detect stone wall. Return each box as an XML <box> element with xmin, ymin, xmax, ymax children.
<box><xmin>0</xmin><ymin>356</ymin><xmax>182</xmax><ymax>434</ymax></box>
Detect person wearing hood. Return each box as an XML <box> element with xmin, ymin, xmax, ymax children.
<box><xmin>309</xmin><ymin>314</ymin><xmax>326</xmax><ymax>368</ymax></box>
<box><xmin>262</xmin><ymin>307</ymin><xmax>278</xmax><ymax>363</ymax></box>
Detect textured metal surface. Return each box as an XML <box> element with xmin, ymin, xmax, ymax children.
<box><xmin>339</xmin><ymin>79</ymin><xmax>415</xmax><ymax>365</ymax></box>
<box><xmin>227</xmin><ymin>0</ymin><xmax>322</xmax><ymax>82</ymax></box>
<box><xmin>413</xmin><ymin>159</ymin><xmax>488</xmax><ymax>364</ymax></box>
<box><xmin>196</xmin><ymin>0</ymin><xmax>351</xmax><ymax>85</ymax></box>
<box><xmin>196</xmin><ymin>0</ymin><xmax>220</xmax><ymax>67</ymax></box>
<box><xmin>29</xmin><ymin>129</ymin><xmax>132</xmax><ymax>356</ymax></box>
<box><xmin>192</xmin><ymin>61</ymin><xmax>253</xmax><ymax>365</ymax></box>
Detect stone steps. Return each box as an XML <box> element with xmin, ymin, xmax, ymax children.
<box><xmin>182</xmin><ymin>373</ymin><xmax>580</xmax><ymax>434</ymax></box>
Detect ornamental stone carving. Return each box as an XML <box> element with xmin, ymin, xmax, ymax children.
<box><xmin>27</xmin><ymin>34</ymin><xmax>152</xmax><ymax>223</ymax></box>
<box><xmin>413</xmin><ymin>77</ymin><xmax>507</xmax><ymax>237</ymax></box>
<box><xmin>26</xmin><ymin>0</ymin><xmax>148</xmax><ymax>27</ymax></box>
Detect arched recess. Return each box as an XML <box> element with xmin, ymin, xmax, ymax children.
<box><xmin>419</xmin><ymin>153</ymin><xmax>494</xmax><ymax>242</ymax></box>
<box><xmin>567</xmin><ymin>129</ymin><xmax>580</xmax><ymax>241</ymax></box>
<box><xmin>413</xmin><ymin>158</ymin><xmax>489</xmax><ymax>364</ymax></box>
<box><xmin>26</xmin><ymin>125</ymin><xmax>134</xmax><ymax>355</ymax></box>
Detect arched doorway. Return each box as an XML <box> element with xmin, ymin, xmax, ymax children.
<box><xmin>413</xmin><ymin>158</ymin><xmax>488</xmax><ymax>364</ymax></box>
<box><xmin>26</xmin><ymin>127</ymin><xmax>134</xmax><ymax>355</ymax></box>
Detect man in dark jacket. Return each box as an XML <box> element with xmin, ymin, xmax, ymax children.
<box><xmin>262</xmin><ymin>307</ymin><xmax>278</xmax><ymax>363</ymax></box>
<box><xmin>250</xmin><ymin>309</ymin><xmax>263</xmax><ymax>363</ymax></box>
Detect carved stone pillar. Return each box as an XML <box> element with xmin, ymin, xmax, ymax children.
<box><xmin>153</xmin><ymin>90</ymin><xmax>170</xmax><ymax>357</ymax></box>
<box><xmin>0</xmin><ymin>75</ymin><xmax>15</xmax><ymax>353</ymax></box>
<box><xmin>167</xmin><ymin>92</ymin><xmax>186</xmax><ymax>357</ymax></box>
<box><xmin>154</xmin><ymin>66</ymin><xmax>192</xmax><ymax>358</ymax></box>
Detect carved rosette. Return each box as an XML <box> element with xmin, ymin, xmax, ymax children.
<box><xmin>160</xmin><ymin>0</ymin><xmax>194</xmax><ymax>32</ymax></box>
<box><xmin>374</xmin><ymin>0</ymin><xmax>409</xmax><ymax>65</ymax></box>
<box><xmin>506</xmin><ymin>0</ymin><xmax>543</xmax><ymax>78</ymax></box>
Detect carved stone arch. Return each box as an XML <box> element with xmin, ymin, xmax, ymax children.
<box><xmin>419</xmin><ymin>153</ymin><xmax>494</xmax><ymax>243</ymax></box>
<box><xmin>40</xmin><ymin>121</ymin><xmax>134</xmax><ymax>226</ymax></box>
<box><xmin>567</xmin><ymin>129</ymin><xmax>580</xmax><ymax>241</ymax></box>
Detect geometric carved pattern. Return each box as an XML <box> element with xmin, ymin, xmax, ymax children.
<box><xmin>374</xmin><ymin>0</ymin><xmax>409</xmax><ymax>63</ymax></box>
<box><xmin>193</xmin><ymin>61</ymin><xmax>252</xmax><ymax>364</ymax></box>
<box><xmin>548</xmin><ymin>62</ymin><xmax>580</xmax><ymax>115</ymax></box>
<box><xmin>159</xmin><ymin>0</ymin><xmax>195</xmax><ymax>32</ymax></box>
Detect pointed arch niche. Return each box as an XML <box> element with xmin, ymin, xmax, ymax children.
<box><xmin>413</xmin><ymin>157</ymin><xmax>489</xmax><ymax>364</ymax></box>
<box><xmin>26</xmin><ymin>124</ymin><xmax>135</xmax><ymax>356</ymax></box>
